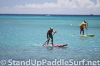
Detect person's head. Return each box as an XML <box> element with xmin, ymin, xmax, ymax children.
<box><xmin>50</xmin><ymin>27</ymin><xmax>53</xmax><ymax>30</ymax></box>
<box><xmin>84</xmin><ymin>20</ymin><xmax>86</xmax><ymax>23</ymax></box>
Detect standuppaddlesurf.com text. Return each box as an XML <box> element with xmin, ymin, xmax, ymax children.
<box><xmin>0</xmin><ymin>59</ymin><xmax>100</xmax><ymax>66</ymax></box>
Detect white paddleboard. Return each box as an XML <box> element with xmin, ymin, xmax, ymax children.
<box><xmin>80</xmin><ymin>34</ymin><xmax>94</xmax><ymax>37</ymax></box>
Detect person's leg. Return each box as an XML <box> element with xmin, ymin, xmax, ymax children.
<box><xmin>80</xmin><ymin>26</ymin><xmax>82</xmax><ymax>35</ymax></box>
<box><xmin>50</xmin><ymin>34</ymin><xmax>53</xmax><ymax>46</ymax></box>
<box><xmin>51</xmin><ymin>38</ymin><xmax>53</xmax><ymax>46</ymax></box>
<box><xmin>83</xmin><ymin>29</ymin><xmax>84</xmax><ymax>35</ymax></box>
<box><xmin>47</xmin><ymin>38</ymin><xmax>50</xmax><ymax>45</ymax></box>
<box><xmin>81</xmin><ymin>27</ymin><xmax>84</xmax><ymax>35</ymax></box>
<box><xmin>80</xmin><ymin>30</ymin><xmax>81</xmax><ymax>35</ymax></box>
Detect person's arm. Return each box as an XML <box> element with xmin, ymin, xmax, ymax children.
<box><xmin>53</xmin><ymin>30</ymin><xmax>57</xmax><ymax>33</ymax></box>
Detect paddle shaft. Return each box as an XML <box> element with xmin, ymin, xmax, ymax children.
<box><xmin>86</xmin><ymin>22</ymin><xmax>88</xmax><ymax>34</ymax></box>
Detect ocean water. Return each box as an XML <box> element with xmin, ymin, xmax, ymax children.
<box><xmin>0</xmin><ymin>14</ymin><xmax>100</xmax><ymax>66</ymax></box>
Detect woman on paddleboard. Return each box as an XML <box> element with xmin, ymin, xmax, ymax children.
<box><xmin>79</xmin><ymin>21</ymin><xmax>88</xmax><ymax>35</ymax></box>
<box><xmin>47</xmin><ymin>27</ymin><xmax>56</xmax><ymax>46</ymax></box>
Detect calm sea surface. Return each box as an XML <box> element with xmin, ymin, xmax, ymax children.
<box><xmin>0</xmin><ymin>14</ymin><xmax>100</xmax><ymax>66</ymax></box>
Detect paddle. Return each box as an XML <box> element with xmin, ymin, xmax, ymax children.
<box><xmin>86</xmin><ymin>22</ymin><xmax>88</xmax><ymax>35</ymax></box>
<box><xmin>42</xmin><ymin>31</ymin><xmax>57</xmax><ymax>46</ymax></box>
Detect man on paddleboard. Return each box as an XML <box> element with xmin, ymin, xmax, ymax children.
<box><xmin>47</xmin><ymin>27</ymin><xmax>56</xmax><ymax>46</ymax></box>
<box><xmin>79</xmin><ymin>21</ymin><xmax>88</xmax><ymax>35</ymax></box>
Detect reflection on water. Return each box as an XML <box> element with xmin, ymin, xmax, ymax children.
<box><xmin>47</xmin><ymin>46</ymin><xmax>53</xmax><ymax>50</ymax></box>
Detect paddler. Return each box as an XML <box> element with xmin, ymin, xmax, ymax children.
<box><xmin>47</xmin><ymin>27</ymin><xmax>56</xmax><ymax>46</ymax></box>
<box><xmin>79</xmin><ymin>21</ymin><xmax>88</xmax><ymax>35</ymax></box>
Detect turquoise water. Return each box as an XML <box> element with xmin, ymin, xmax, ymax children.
<box><xmin>0</xmin><ymin>14</ymin><xmax>100</xmax><ymax>66</ymax></box>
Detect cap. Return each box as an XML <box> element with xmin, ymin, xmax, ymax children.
<box><xmin>50</xmin><ymin>27</ymin><xmax>53</xmax><ymax>30</ymax></box>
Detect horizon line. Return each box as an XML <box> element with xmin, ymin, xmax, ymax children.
<box><xmin>0</xmin><ymin>14</ymin><xmax>100</xmax><ymax>16</ymax></box>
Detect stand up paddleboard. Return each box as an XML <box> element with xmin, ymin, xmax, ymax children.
<box><xmin>87</xmin><ymin>34</ymin><xmax>94</xmax><ymax>37</ymax></box>
<box><xmin>42</xmin><ymin>44</ymin><xmax>68</xmax><ymax>47</ymax></box>
<box><xmin>80</xmin><ymin>34</ymin><xmax>94</xmax><ymax>37</ymax></box>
